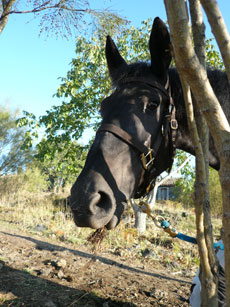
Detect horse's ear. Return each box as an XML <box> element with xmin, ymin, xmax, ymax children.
<box><xmin>106</xmin><ymin>36</ymin><xmax>127</xmax><ymax>82</ymax></box>
<box><xmin>149</xmin><ymin>17</ymin><xmax>172</xmax><ymax>79</ymax></box>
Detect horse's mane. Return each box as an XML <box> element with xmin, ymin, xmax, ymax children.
<box><xmin>169</xmin><ymin>67</ymin><xmax>230</xmax><ymax>120</ymax></box>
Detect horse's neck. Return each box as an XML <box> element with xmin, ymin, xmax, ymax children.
<box><xmin>170</xmin><ymin>68</ymin><xmax>229</xmax><ymax>170</ymax></box>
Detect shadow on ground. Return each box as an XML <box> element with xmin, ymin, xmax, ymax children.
<box><xmin>0</xmin><ymin>261</ymin><xmax>137</xmax><ymax>307</ymax></box>
<box><xmin>1</xmin><ymin>231</ymin><xmax>191</xmax><ymax>285</ymax></box>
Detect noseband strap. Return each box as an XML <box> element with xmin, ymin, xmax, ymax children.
<box><xmin>97</xmin><ymin>124</ymin><xmax>150</xmax><ymax>156</ymax></box>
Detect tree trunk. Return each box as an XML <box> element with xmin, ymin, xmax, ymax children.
<box><xmin>164</xmin><ymin>0</ymin><xmax>230</xmax><ymax>305</ymax></box>
<box><xmin>0</xmin><ymin>0</ymin><xmax>16</xmax><ymax>34</ymax></box>
<box><xmin>180</xmin><ymin>76</ymin><xmax>217</xmax><ymax>306</ymax></box>
<box><xmin>190</xmin><ymin>1</ymin><xmax>218</xmax><ymax>305</ymax></box>
<box><xmin>130</xmin><ymin>199</ymin><xmax>146</xmax><ymax>234</ymax></box>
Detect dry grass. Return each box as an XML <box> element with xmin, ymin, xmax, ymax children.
<box><xmin>0</xmin><ymin>181</ymin><xmax>222</xmax><ymax>276</ymax></box>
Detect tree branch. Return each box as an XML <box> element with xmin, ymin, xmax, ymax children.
<box><xmin>201</xmin><ymin>0</ymin><xmax>230</xmax><ymax>82</ymax></box>
<box><xmin>1</xmin><ymin>0</ymin><xmax>119</xmax><ymax>37</ymax></box>
<box><xmin>164</xmin><ymin>0</ymin><xmax>230</xmax><ymax>305</ymax></box>
<box><xmin>1</xmin><ymin>2</ymin><xmax>91</xmax><ymax>19</ymax></box>
<box><xmin>190</xmin><ymin>1</ymin><xmax>218</xmax><ymax>305</ymax></box>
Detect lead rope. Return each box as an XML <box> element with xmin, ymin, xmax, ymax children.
<box><xmin>137</xmin><ymin>200</ymin><xmax>224</xmax><ymax>250</ymax></box>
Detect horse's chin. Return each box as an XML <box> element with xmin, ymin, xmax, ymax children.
<box><xmin>105</xmin><ymin>214</ymin><xmax>120</xmax><ymax>229</ymax></box>
<box><xmin>104</xmin><ymin>200</ymin><xmax>127</xmax><ymax>229</ymax></box>
<box><xmin>106</xmin><ymin>201</ymin><xmax>126</xmax><ymax>229</ymax></box>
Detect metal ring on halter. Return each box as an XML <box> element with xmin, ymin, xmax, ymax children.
<box><xmin>154</xmin><ymin>216</ymin><xmax>165</xmax><ymax>228</ymax></box>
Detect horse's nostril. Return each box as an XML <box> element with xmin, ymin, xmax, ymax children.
<box><xmin>89</xmin><ymin>191</ymin><xmax>113</xmax><ymax>215</ymax></box>
<box><xmin>70</xmin><ymin>178</ymin><xmax>117</xmax><ymax>229</ymax></box>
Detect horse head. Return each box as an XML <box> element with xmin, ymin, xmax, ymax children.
<box><xmin>70</xmin><ymin>17</ymin><xmax>176</xmax><ymax>229</ymax></box>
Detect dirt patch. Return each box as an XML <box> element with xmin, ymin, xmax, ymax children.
<box><xmin>0</xmin><ymin>226</ymin><xmax>192</xmax><ymax>306</ymax></box>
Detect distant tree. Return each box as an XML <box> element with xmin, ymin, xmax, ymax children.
<box><xmin>35</xmin><ymin>139</ymin><xmax>87</xmax><ymax>192</ymax></box>
<box><xmin>174</xmin><ymin>151</ymin><xmax>195</xmax><ymax>207</ymax></box>
<box><xmin>17</xmin><ymin>19</ymin><xmax>152</xmax><ymax>171</ymax></box>
<box><xmin>179</xmin><ymin>165</ymin><xmax>225</xmax><ymax>217</ymax></box>
<box><xmin>0</xmin><ymin>105</ymin><xmax>33</xmax><ymax>175</ymax></box>
<box><xmin>0</xmin><ymin>0</ymin><xmax>126</xmax><ymax>37</ymax></box>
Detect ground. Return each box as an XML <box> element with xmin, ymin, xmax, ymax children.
<box><xmin>0</xmin><ymin>224</ymin><xmax>192</xmax><ymax>307</ymax></box>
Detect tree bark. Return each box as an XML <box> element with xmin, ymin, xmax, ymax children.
<box><xmin>164</xmin><ymin>0</ymin><xmax>230</xmax><ymax>305</ymax></box>
<box><xmin>189</xmin><ymin>1</ymin><xmax>218</xmax><ymax>305</ymax></box>
<box><xmin>130</xmin><ymin>199</ymin><xmax>147</xmax><ymax>234</ymax></box>
<box><xmin>0</xmin><ymin>0</ymin><xmax>16</xmax><ymax>34</ymax></box>
<box><xmin>200</xmin><ymin>0</ymin><xmax>230</xmax><ymax>82</ymax></box>
<box><xmin>180</xmin><ymin>76</ymin><xmax>217</xmax><ymax>306</ymax></box>
<box><xmin>200</xmin><ymin>3</ymin><xmax>230</xmax><ymax>303</ymax></box>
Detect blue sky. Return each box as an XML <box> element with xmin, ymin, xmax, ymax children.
<box><xmin>1</xmin><ymin>1</ymin><xmax>230</xmax><ymax>127</ymax></box>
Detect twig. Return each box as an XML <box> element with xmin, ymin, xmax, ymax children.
<box><xmin>68</xmin><ymin>292</ymin><xmax>89</xmax><ymax>307</ymax></box>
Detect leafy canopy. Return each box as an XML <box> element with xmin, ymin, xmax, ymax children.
<box><xmin>17</xmin><ymin>19</ymin><xmax>152</xmax><ymax>157</ymax></box>
<box><xmin>18</xmin><ymin>19</ymin><xmax>152</xmax><ymax>147</ymax></box>
<box><xmin>18</xmin><ymin>18</ymin><xmax>223</xmax><ymax>183</ymax></box>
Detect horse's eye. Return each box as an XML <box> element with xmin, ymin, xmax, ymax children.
<box><xmin>147</xmin><ymin>101</ymin><xmax>158</xmax><ymax>111</ymax></box>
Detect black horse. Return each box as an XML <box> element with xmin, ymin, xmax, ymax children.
<box><xmin>70</xmin><ymin>17</ymin><xmax>230</xmax><ymax>230</ymax></box>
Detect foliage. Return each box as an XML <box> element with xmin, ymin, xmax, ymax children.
<box><xmin>36</xmin><ymin>140</ymin><xmax>88</xmax><ymax>192</ymax></box>
<box><xmin>19</xmin><ymin>18</ymin><xmax>224</xmax><ymax>149</ymax></box>
<box><xmin>209</xmin><ymin>168</ymin><xmax>222</xmax><ymax>217</ymax></box>
<box><xmin>0</xmin><ymin>0</ymin><xmax>127</xmax><ymax>37</ymax></box>
<box><xmin>17</xmin><ymin>19</ymin><xmax>153</xmax><ymax>180</ymax></box>
<box><xmin>18</xmin><ymin>19</ymin><xmax>152</xmax><ymax>144</ymax></box>
<box><xmin>0</xmin><ymin>105</ymin><xmax>33</xmax><ymax>176</ymax></box>
<box><xmin>173</xmin><ymin>150</ymin><xmax>195</xmax><ymax>207</ymax></box>
<box><xmin>206</xmin><ymin>38</ymin><xmax>224</xmax><ymax>70</ymax></box>
<box><xmin>174</xmin><ymin>159</ymin><xmax>223</xmax><ymax>215</ymax></box>
<box><xmin>17</xmin><ymin>19</ymin><xmax>224</xmax><ymax>188</ymax></box>
<box><xmin>174</xmin><ymin>178</ymin><xmax>195</xmax><ymax>208</ymax></box>
<box><xmin>0</xmin><ymin>165</ymin><xmax>49</xmax><ymax>205</ymax></box>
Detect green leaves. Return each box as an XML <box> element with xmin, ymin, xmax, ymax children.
<box><xmin>19</xmin><ymin>19</ymin><xmax>154</xmax><ymax>153</ymax></box>
<box><xmin>50</xmin><ymin>19</ymin><xmax>153</xmax><ymax>142</ymax></box>
<box><xmin>36</xmin><ymin>140</ymin><xmax>87</xmax><ymax>191</ymax></box>
<box><xmin>0</xmin><ymin>106</ymin><xmax>33</xmax><ymax>175</ymax></box>
<box><xmin>17</xmin><ymin>19</ymin><xmax>224</xmax><ymax>187</ymax></box>
<box><xmin>16</xmin><ymin>19</ymin><xmax>155</xmax><ymax>185</ymax></box>
<box><xmin>206</xmin><ymin>39</ymin><xmax>224</xmax><ymax>70</ymax></box>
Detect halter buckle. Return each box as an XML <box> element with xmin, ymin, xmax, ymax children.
<box><xmin>171</xmin><ymin>119</ymin><xmax>178</xmax><ymax>130</ymax></box>
<box><xmin>141</xmin><ymin>149</ymin><xmax>154</xmax><ymax>170</ymax></box>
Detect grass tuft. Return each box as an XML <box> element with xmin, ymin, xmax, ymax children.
<box><xmin>0</xmin><ymin>181</ymin><xmax>222</xmax><ymax>275</ymax></box>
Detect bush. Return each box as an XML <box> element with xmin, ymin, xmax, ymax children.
<box><xmin>0</xmin><ymin>166</ymin><xmax>49</xmax><ymax>206</ymax></box>
<box><xmin>209</xmin><ymin>168</ymin><xmax>222</xmax><ymax>217</ymax></box>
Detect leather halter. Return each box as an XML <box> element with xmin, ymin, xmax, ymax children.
<box><xmin>97</xmin><ymin>76</ymin><xmax>177</xmax><ymax>198</ymax></box>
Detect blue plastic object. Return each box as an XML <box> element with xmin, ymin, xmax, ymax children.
<box><xmin>160</xmin><ymin>219</ymin><xmax>224</xmax><ymax>249</ymax></box>
<box><xmin>213</xmin><ymin>242</ymin><xmax>224</xmax><ymax>250</ymax></box>
<box><xmin>176</xmin><ymin>232</ymin><xmax>197</xmax><ymax>244</ymax></box>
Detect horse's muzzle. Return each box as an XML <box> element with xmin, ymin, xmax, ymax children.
<box><xmin>70</xmin><ymin>189</ymin><xmax>124</xmax><ymax>229</ymax></box>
